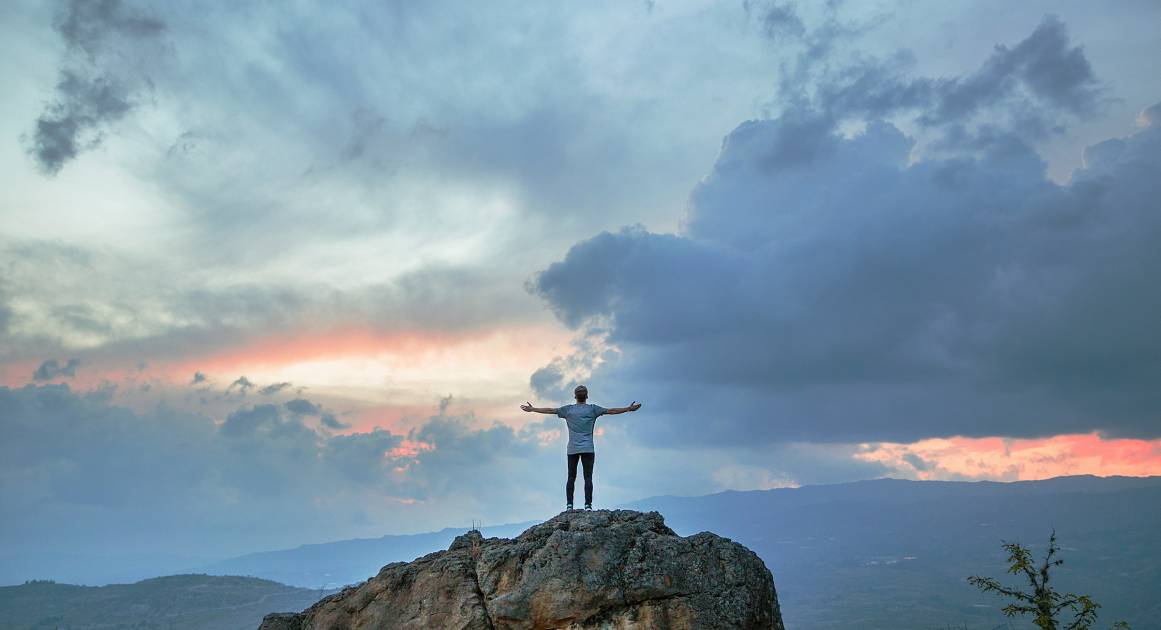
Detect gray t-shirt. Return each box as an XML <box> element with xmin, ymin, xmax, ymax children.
<box><xmin>556</xmin><ymin>403</ymin><xmax>608</xmax><ymax>454</ymax></box>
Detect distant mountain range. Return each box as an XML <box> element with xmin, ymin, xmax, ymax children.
<box><xmin>3</xmin><ymin>475</ymin><xmax>1157</xmax><ymax>629</ymax></box>
<box><xmin>192</xmin><ymin>521</ymin><xmax>537</xmax><ymax>590</ymax></box>
<box><xmin>196</xmin><ymin>475</ymin><xmax>1161</xmax><ymax>629</ymax></box>
<box><xmin>629</xmin><ymin>475</ymin><xmax>1161</xmax><ymax>629</ymax></box>
<box><xmin>0</xmin><ymin>574</ymin><xmax>335</xmax><ymax>630</ymax></box>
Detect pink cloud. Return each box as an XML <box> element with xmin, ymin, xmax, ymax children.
<box><xmin>857</xmin><ymin>433</ymin><xmax>1161</xmax><ymax>481</ymax></box>
<box><xmin>387</xmin><ymin>439</ymin><xmax>437</xmax><ymax>459</ymax></box>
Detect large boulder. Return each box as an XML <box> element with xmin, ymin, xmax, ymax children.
<box><xmin>258</xmin><ymin>509</ymin><xmax>784</xmax><ymax>629</ymax></box>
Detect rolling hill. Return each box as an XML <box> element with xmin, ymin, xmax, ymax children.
<box><xmin>0</xmin><ymin>574</ymin><xmax>337</xmax><ymax>630</ymax></box>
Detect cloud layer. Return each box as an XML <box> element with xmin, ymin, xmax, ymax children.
<box><xmin>529</xmin><ymin>18</ymin><xmax>1161</xmax><ymax>445</ymax></box>
<box><xmin>0</xmin><ymin>383</ymin><xmax>561</xmax><ymax>557</ymax></box>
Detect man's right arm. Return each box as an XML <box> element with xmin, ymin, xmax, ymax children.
<box><xmin>521</xmin><ymin>401</ymin><xmax>559</xmax><ymax>414</ymax></box>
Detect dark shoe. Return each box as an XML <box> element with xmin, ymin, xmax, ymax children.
<box><xmin>584</xmin><ymin>504</ymin><xmax>592</xmax><ymax>511</ymax></box>
<box><xmin>566</xmin><ymin>503</ymin><xmax>573</xmax><ymax>511</ymax></box>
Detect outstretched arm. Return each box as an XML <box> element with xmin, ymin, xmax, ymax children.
<box><xmin>604</xmin><ymin>401</ymin><xmax>642</xmax><ymax>415</ymax></box>
<box><xmin>521</xmin><ymin>401</ymin><xmax>559</xmax><ymax>414</ymax></box>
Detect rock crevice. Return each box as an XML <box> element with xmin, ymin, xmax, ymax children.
<box><xmin>259</xmin><ymin>509</ymin><xmax>783</xmax><ymax>630</ymax></box>
<box><xmin>464</xmin><ymin>531</ymin><xmax>497</xmax><ymax>630</ymax></box>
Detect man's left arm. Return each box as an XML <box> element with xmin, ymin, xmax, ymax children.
<box><xmin>604</xmin><ymin>401</ymin><xmax>642</xmax><ymax>415</ymax></box>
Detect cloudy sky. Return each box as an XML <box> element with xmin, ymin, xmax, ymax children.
<box><xmin>2</xmin><ymin>0</ymin><xmax>1160</xmax><ymax>571</ymax></box>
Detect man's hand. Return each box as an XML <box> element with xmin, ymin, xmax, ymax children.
<box><xmin>521</xmin><ymin>401</ymin><xmax>534</xmax><ymax>412</ymax></box>
<box><xmin>607</xmin><ymin>401</ymin><xmax>642</xmax><ymax>414</ymax></box>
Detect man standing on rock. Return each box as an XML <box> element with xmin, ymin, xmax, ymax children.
<box><xmin>521</xmin><ymin>385</ymin><xmax>642</xmax><ymax>511</ymax></box>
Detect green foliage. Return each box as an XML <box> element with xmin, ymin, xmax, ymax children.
<box><xmin>967</xmin><ymin>530</ymin><xmax>1130</xmax><ymax>630</ymax></box>
<box><xmin>0</xmin><ymin>574</ymin><xmax>339</xmax><ymax>630</ymax></box>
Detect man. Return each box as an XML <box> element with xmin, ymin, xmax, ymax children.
<box><xmin>521</xmin><ymin>385</ymin><xmax>642</xmax><ymax>511</ymax></box>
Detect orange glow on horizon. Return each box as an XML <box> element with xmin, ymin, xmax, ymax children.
<box><xmin>1</xmin><ymin>322</ymin><xmax>576</xmax><ymax>401</ymax></box>
<box><xmin>159</xmin><ymin>322</ymin><xmax>576</xmax><ymax>398</ymax></box>
<box><xmin>164</xmin><ymin>326</ymin><xmax>488</xmax><ymax>376</ymax></box>
<box><xmin>0</xmin><ymin>328</ymin><xmax>467</xmax><ymax>389</ymax></box>
<box><xmin>857</xmin><ymin>433</ymin><xmax>1161</xmax><ymax>481</ymax></box>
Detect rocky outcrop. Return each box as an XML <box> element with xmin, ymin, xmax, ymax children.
<box><xmin>258</xmin><ymin>509</ymin><xmax>783</xmax><ymax>630</ymax></box>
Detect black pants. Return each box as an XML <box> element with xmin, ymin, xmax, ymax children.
<box><xmin>566</xmin><ymin>452</ymin><xmax>595</xmax><ymax>506</ymax></box>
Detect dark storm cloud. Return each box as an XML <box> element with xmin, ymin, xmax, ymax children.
<box><xmin>28</xmin><ymin>0</ymin><xmax>167</xmax><ymax>174</ymax></box>
<box><xmin>55</xmin><ymin>0</ymin><xmax>165</xmax><ymax>56</ymax></box>
<box><xmin>282</xmin><ymin>398</ymin><xmax>351</xmax><ymax>430</ymax></box>
<box><xmin>284</xmin><ymin>398</ymin><xmax>321</xmax><ymax>416</ymax></box>
<box><xmin>32</xmin><ymin>358</ymin><xmax>80</xmax><ymax>380</ymax></box>
<box><xmin>258</xmin><ymin>381</ymin><xmax>292</xmax><ymax>396</ymax></box>
<box><xmin>763</xmin><ymin>11</ymin><xmax>1102</xmax><ymax>152</ymax></box>
<box><xmin>227</xmin><ymin>376</ymin><xmax>254</xmax><ymax>395</ymax></box>
<box><xmin>319</xmin><ymin>413</ymin><xmax>350</xmax><ymax>430</ymax></box>
<box><xmin>528</xmin><ymin>22</ymin><xmax>1161</xmax><ymax>444</ymax></box>
<box><xmin>923</xmin><ymin>16</ymin><xmax>1099</xmax><ymax>123</ymax></box>
<box><xmin>820</xmin><ymin>16</ymin><xmax>1100</xmax><ymax>122</ymax></box>
<box><xmin>219</xmin><ymin>404</ymin><xmax>305</xmax><ymax>439</ymax></box>
<box><xmin>30</xmin><ymin>70</ymin><xmax>133</xmax><ymax>174</ymax></box>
